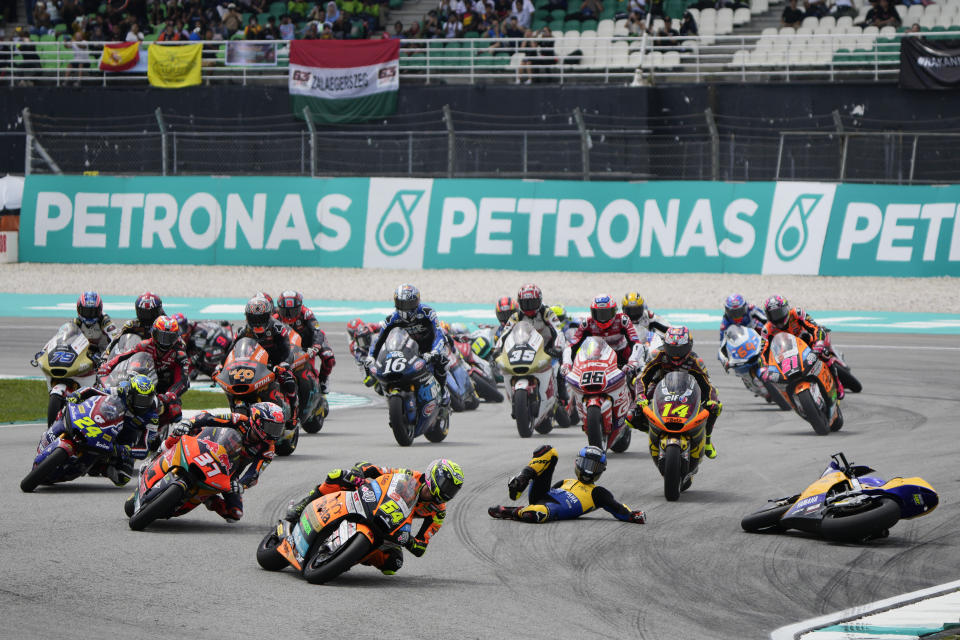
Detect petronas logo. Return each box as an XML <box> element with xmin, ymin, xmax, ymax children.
<box><xmin>775</xmin><ymin>194</ymin><xmax>822</xmax><ymax>261</ymax></box>
<box><xmin>376</xmin><ymin>190</ymin><xmax>424</xmax><ymax>256</ymax></box>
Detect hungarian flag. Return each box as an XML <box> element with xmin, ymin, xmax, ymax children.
<box><xmin>289</xmin><ymin>40</ymin><xmax>399</xmax><ymax>124</ymax></box>
<box><xmin>99</xmin><ymin>41</ymin><xmax>140</xmax><ymax>72</ymax></box>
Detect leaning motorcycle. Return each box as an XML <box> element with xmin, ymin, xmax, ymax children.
<box><xmin>565</xmin><ymin>337</ymin><xmax>632</xmax><ymax>453</ymax></box>
<box><xmin>719</xmin><ymin>325</ymin><xmax>791</xmax><ymax>410</ymax></box>
<box><xmin>637</xmin><ymin>371</ymin><xmax>710</xmax><ymax>501</ymax></box>
<box><xmin>256</xmin><ymin>472</ymin><xmax>421</xmax><ymax>584</ymax></box>
<box><xmin>763</xmin><ymin>333</ymin><xmax>843</xmax><ymax>436</ymax></box>
<box><xmin>444</xmin><ymin>339</ymin><xmax>480</xmax><ymax>412</ymax></box>
<box><xmin>741</xmin><ymin>452</ymin><xmax>938</xmax><ymax>542</ymax></box>
<box><xmin>370</xmin><ymin>327</ymin><xmax>449</xmax><ymax>446</ymax></box>
<box><xmin>214</xmin><ymin>337</ymin><xmax>299</xmax><ymax>456</ymax></box>
<box><xmin>21</xmin><ymin>394</ymin><xmax>133</xmax><ymax>492</ymax></box>
<box><xmin>454</xmin><ymin>337</ymin><xmax>504</xmax><ymax>403</ymax></box>
<box><xmin>496</xmin><ymin>319</ymin><xmax>559</xmax><ymax>438</ymax></box>
<box><xmin>31</xmin><ymin>323</ymin><xmax>97</xmax><ymax>426</ymax></box>
<box><xmin>287</xmin><ymin>333</ymin><xmax>329</xmax><ymax>434</ymax></box>
<box><xmin>186</xmin><ymin>321</ymin><xmax>235</xmax><ymax>379</ymax></box>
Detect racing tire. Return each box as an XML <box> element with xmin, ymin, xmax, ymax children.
<box><xmin>830</xmin><ymin>404</ymin><xmax>844</xmax><ymax>432</ymax></box>
<box><xmin>302</xmin><ymin>416</ymin><xmax>323</xmax><ymax>434</ymax></box>
<box><xmin>388</xmin><ymin>395</ymin><xmax>415</xmax><ymax>446</ymax></box>
<box><xmin>585</xmin><ymin>405</ymin><xmax>604</xmax><ymax>448</ymax></box>
<box><xmin>513</xmin><ymin>391</ymin><xmax>533</xmax><ymax>438</ymax></box>
<box><xmin>424</xmin><ymin>412</ymin><xmax>450</xmax><ymax>443</ymax></box>
<box><xmin>820</xmin><ymin>497</ymin><xmax>901</xmax><ymax>542</ymax></box>
<box><xmin>569</xmin><ymin>405</ymin><xmax>580</xmax><ymax>425</ymax></box>
<box><xmin>554</xmin><ymin>403</ymin><xmax>571</xmax><ymax>428</ymax></box>
<box><xmin>124</xmin><ymin>492</ymin><xmax>136</xmax><ymax>517</ymax></box>
<box><xmin>128</xmin><ymin>484</ymin><xmax>184</xmax><ymax>531</ymax></box>
<box><xmin>464</xmin><ymin>378</ymin><xmax>481</xmax><ymax>411</ymax></box>
<box><xmin>275</xmin><ymin>427</ymin><xmax>299</xmax><ymax>456</ymax></box>
<box><xmin>835</xmin><ymin>364</ymin><xmax>862</xmax><ymax>393</ymax></box>
<box><xmin>256</xmin><ymin>531</ymin><xmax>290</xmax><ymax>571</ymax></box>
<box><xmin>741</xmin><ymin>503</ymin><xmax>792</xmax><ymax>532</ymax></box>
<box><xmin>764</xmin><ymin>381</ymin><xmax>792</xmax><ymax>411</ymax></box>
<box><xmin>47</xmin><ymin>394</ymin><xmax>65</xmax><ymax>427</ymax></box>
<box><xmin>796</xmin><ymin>388</ymin><xmax>830</xmax><ymax>436</ymax></box>
<box><xmin>534</xmin><ymin>416</ymin><xmax>553</xmax><ymax>435</ymax></box>
<box><xmin>471</xmin><ymin>373</ymin><xmax>503</xmax><ymax>403</ymax></box>
<box><xmin>610</xmin><ymin>427</ymin><xmax>631</xmax><ymax>453</ymax></box>
<box><xmin>449</xmin><ymin>390</ymin><xmax>465</xmax><ymax>413</ymax></box>
<box><xmin>20</xmin><ymin>447</ymin><xmax>69</xmax><ymax>493</ymax></box>
<box><xmin>663</xmin><ymin>444</ymin><xmax>682</xmax><ymax>502</ymax></box>
<box><xmin>303</xmin><ymin>533</ymin><xmax>373</xmax><ymax>585</ymax></box>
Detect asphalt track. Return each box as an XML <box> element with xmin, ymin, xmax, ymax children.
<box><xmin>1</xmin><ymin>319</ymin><xmax>959</xmax><ymax>640</ymax></box>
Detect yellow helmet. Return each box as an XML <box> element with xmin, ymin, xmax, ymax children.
<box><xmin>621</xmin><ymin>292</ymin><xmax>648</xmax><ymax>323</ymax></box>
<box><xmin>439</xmin><ymin>320</ymin><xmax>451</xmax><ymax>334</ymax></box>
<box><xmin>550</xmin><ymin>304</ymin><xmax>567</xmax><ymax>322</ymax></box>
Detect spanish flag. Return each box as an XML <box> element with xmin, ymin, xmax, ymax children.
<box><xmin>148</xmin><ymin>43</ymin><xmax>202</xmax><ymax>88</ymax></box>
<box><xmin>99</xmin><ymin>41</ymin><xmax>140</xmax><ymax>72</ymax></box>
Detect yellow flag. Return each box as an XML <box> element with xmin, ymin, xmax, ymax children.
<box><xmin>148</xmin><ymin>43</ymin><xmax>202</xmax><ymax>88</ymax></box>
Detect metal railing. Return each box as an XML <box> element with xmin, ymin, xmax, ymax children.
<box><xmin>0</xmin><ymin>32</ymin><xmax>912</xmax><ymax>86</ymax></box>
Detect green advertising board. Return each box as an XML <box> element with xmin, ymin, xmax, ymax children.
<box><xmin>18</xmin><ymin>176</ymin><xmax>960</xmax><ymax>276</ymax></box>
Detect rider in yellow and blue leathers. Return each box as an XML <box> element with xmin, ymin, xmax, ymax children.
<box><xmin>488</xmin><ymin>445</ymin><xmax>646</xmax><ymax>524</ymax></box>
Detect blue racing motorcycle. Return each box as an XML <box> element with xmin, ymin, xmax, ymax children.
<box><xmin>718</xmin><ymin>325</ymin><xmax>791</xmax><ymax>410</ymax></box>
<box><xmin>371</xmin><ymin>327</ymin><xmax>450</xmax><ymax>447</ymax></box>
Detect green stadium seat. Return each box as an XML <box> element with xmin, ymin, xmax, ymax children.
<box><xmin>549</xmin><ymin>9</ymin><xmax>566</xmax><ymax>20</ymax></box>
<box><xmin>388</xmin><ymin>0</ymin><xmax>403</xmax><ymax>8</ymax></box>
<box><xmin>269</xmin><ymin>1</ymin><xmax>286</xmax><ymax>15</ymax></box>
<box><xmin>581</xmin><ymin>18</ymin><xmax>597</xmax><ymax>30</ymax></box>
<box><xmin>54</xmin><ymin>23</ymin><xmax>67</xmax><ymax>34</ymax></box>
<box><xmin>531</xmin><ymin>18</ymin><xmax>547</xmax><ymax>30</ymax></box>
<box><xmin>563</xmin><ymin>19</ymin><xmax>580</xmax><ymax>30</ymax></box>
<box><xmin>534</xmin><ymin>8</ymin><xmax>549</xmax><ymax>20</ymax></box>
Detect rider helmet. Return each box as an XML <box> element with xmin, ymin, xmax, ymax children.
<box><xmin>517</xmin><ymin>284</ymin><xmax>543</xmax><ymax>318</ymax></box>
<box><xmin>439</xmin><ymin>321</ymin><xmax>451</xmax><ymax>334</ymax></box>
<box><xmin>246</xmin><ymin>401</ymin><xmax>285</xmax><ymax>444</ymax></box>
<box><xmin>152</xmin><ymin>316</ymin><xmax>180</xmax><ymax>352</ymax></box>
<box><xmin>621</xmin><ymin>292</ymin><xmax>648</xmax><ymax>324</ymax></box>
<box><xmin>252</xmin><ymin>291</ymin><xmax>274</xmax><ymax>315</ymax></box>
<box><xmin>134</xmin><ymin>292</ymin><xmax>163</xmax><ymax>326</ymax></box>
<box><xmin>170</xmin><ymin>312</ymin><xmax>189</xmax><ymax>336</ymax></box>
<box><xmin>764</xmin><ymin>295</ymin><xmax>791</xmax><ymax>329</ymax></box>
<box><xmin>346</xmin><ymin>318</ymin><xmax>365</xmax><ymax>339</ymax></box>
<box><xmin>590</xmin><ymin>295</ymin><xmax>618</xmax><ymax>329</ymax></box>
<box><xmin>245</xmin><ymin>295</ymin><xmax>272</xmax><ymax>334</ymax></box>
<box><xmin>424</xmin><ymin>458</ymin><xmax>465</xmax><ymax>502</ymax></box>
<box><xmin>123</xmin><ymin>373</ymin><xmax>157</xmax><ymax>414</ymax></box>
<box><xmin>277</xmin><ymin>290</ymin><xmax>304</xmax><ymax>324</ymax></box>
<box><xmin>574</xmin><ymin>446</ymin><xmax>607</xmax><ymax>484</ymax></box>
<box><xmin>663</xmin><ymin>326</ymin><xmax>692</xmax><ymax>363</ymax></box>
<box><xmin>394</xmin><ymin>284</ymin><xmax>421</xmax><ymax>321</ymax></box>
<box><xmin>723</xmin><ymin>294</ymin><xmax>748</xmax><ymax>323</ymax></box>
<box><xmin>495</xmin><ymin>296</ymin><xmax>518</xmax><ymax>325</ymax></box>
<box><xmin>550</xmin><ymin>305</ymin><xmax>569</xmax><ymax>324</ymax></box>
<box><xmin>449</xmin><ymin>322</ymin><xmax>468</xmax><ymax>336</ymax></box>
<box><xmin>77</xmin><ymin>291</ymin><xmax>103</xmax><ymax>326</ymax></box>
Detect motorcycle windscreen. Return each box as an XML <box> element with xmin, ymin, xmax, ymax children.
<box><xmin>769</xmin><ymin>333</ymin><xmax>800</xmax><ymax>363</ymax></box>
<box><xmin>387</xmin><ymin>473</ymin><xmax>420</xmax><ymax>512</ymax></box>
<box><xmin>51</xmin><ymin>322</ymin><xmax>81</xmax><ymax>348</ymax></box>
<box><xmin>505</xmin><ymin>321</ymin><xmax>542</xmax><ymax>351</ymax></box>
<box><xmin>231</xmin><ymin>337</ymin><xmax>263</xmax><ymax>362</ymax></box>
<box><xmin>653</xmin><ymin>371</ymin><xmax>701</xmax><ymax>424</ymax></box>
<box><xmin>96</xmin><ymin>396</ymin><xmax>127</xmax><ymax>422</ymax></box>
<box><xmin>724</xmin><ymin>325</ymin><xmax>761</xmax><ymax>364</ymax></box>
<box><xmin>197</xmin><ymin>426</ymin><xmax>243</xmax><ymax>455</ymax></box>
<box><xmin>575</xmin><ymin>336</ymin><xmax>612</xmax><ymax>364</ymax></box>
<box><xmin>380</xmin><ymin>328</ymin><xmax>418</xmax><ymax>361</ymax></box>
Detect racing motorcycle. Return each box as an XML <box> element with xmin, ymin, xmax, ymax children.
<box><xmin>125</xmin><ymin>426</ymin><xmax>236</xmax><ymax>530</ymax></box>
<box><xmin>565</xmin><ymin>337</ymin><xmax>632</xmax><ymax>453</ymax></box>
<box><xmin>370</xmin><ymin>327</ymin><xmax>449</xmax><ymax>446</ymax></box>
<box><xmin>741</xmin><ymin>452</ymin><xmax>938</xmax><ymax>542</ymax></box>
<box><xmin>31</xmin><ymin>323</ymin><xmax>97</xmax><ymax>426</ymax></box>
<box><xmin>763</xmin><ymin>333</ymin><xmax>845</xmax><ymax>436</ymax></box>
<box><xmin>718</xmin><ymin>325</ymin><xmax>791</xmax><ymax>410</ymax></box>
<box><xmin>287</xmin><ymin>333</ymin><xmax>329</xmax><ymax>435</ymax></box>
<box><xmin>21</xmin><ymin>393</ymin><xmax>135</xmax><ymax>492</ymax></box>
<box><xmin>256</xmin><ymin>471</ymin><xmax>421</xmax><ymax>584</ymax></box>
<box><xmin>638</xmin><ymin>330</ymin><xmax>664</xmax><ymax>365</ymax></box>
<box><xmin>443</xmin><ymin>339</ymin><xmax>480</xmax><ymax>412</ymax></box>
<box><xmin>214</xmin><ymin>337</ymin><xmax>300</xmax><ymax>456</ymax></box>
<box><xmin>468</xmin><ymin>327</ymin><xmax>503</xmax><ymax>384</ymax></box>
<box><xmin>186</xmin><ymin>321</ymin><xmax>234</xmax><ymax>380</ymax></box>
<box><xmin>454</xmin><ymin>337</ymin><xmax>503</xmax><ymax>403</ymax></box>
<box><xmin>637</xmin><ymin>371</ymin><xmax>710</xmax><ymax>501</ymax></box>
<box><xmin>496</xmin><ymin>319</ymin><xmax>560</xmax><ymax>438</ymax></box>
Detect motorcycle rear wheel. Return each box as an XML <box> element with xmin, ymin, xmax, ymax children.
<box><xmin>20</xmin><ymin>447</ymin><xmax>69</xmax><ymax>493</ymax></box>
<box><xmin>797</xmin><ymin>388</ymin><xmax>830</xmax><ymax>436</ymax></box>
<box><xmin>764</xmin><ymin>381</ymin><xmax>792</xmax><ymax>411</ymax></box>
<box><xmin>820</xmin><ymin>497</ymin><xmax>900</xmax><ymax>542</ymax></box>
<box><xmin>554</xmin><ymin>403</ymin><xmax>571</xmax><ymax>428</ymax></box>
<box><xmin>610</xmin><ymin>428</ymin><xmax>631</xmax><ymax>453</ymax></box>
<box><xmin>471</xmin><ymin>373</ymin><xmax>503</xmax><ymax>403</ymax></box>
<box><xmin>513</xmin><ymin>392</ymin><xmax>533</xmax><ymax>438</ymax></box>
<box><xmin>388</xmin><ymin>395</ymin><xmax>415</xmax><ymax>446</ymax></box>
<box><xmin>835</xmin><ymin>364</ymin><xmax>862</xmax><ymax>393</ymax></box>
<box><xmin>449</xmin><ymin>390</ymin><xmax>465</xmax><ymax>413</ymax></box>
<box><xmin>663</xmin><ymin>444</ymin><xmax>682</xmax><ymax>502</ymax></box>
<box><xmin>303</xmin><ymin>534</ymin><xmax>373</xmax><ymax>584</ymax></box>
<box><xmin>464</xmin><ymin>378</ymin><xmax>481</xmax><ymax>411</ymax></box>
<box><xmin>256</xmin><ymin>531</ymin><xmax>290</xmax><ymax>571</ymax></box>
<box><xmin>424</xmin><ymin>411</ymin><xmax>449</xmax><ymax>442</ymax></box>
<box><xmin>741</xmin><ymin>503</ymin><xmax>792</xmax><ymax>532</ymax></box>
<box><xmin>585</xmin><ymin>405</ymin><xmax>604</xmax><ymax>448</ymax></box>
<box><xmin>128</xmin><ymin>484</ymin><xmax>185</xmax><ymax>531</ymax></box>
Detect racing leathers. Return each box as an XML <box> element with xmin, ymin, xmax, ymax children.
<box><xmin>274</xmin><ymin>305</ymin><xmax>336</xmax><ymax>414</ymax></box>
<box><xmin>758</xmin><ymin>308</ymin><xmax>842</xmax><ymax>397</ymax></box>
<box><xmin>165</xmin><ymin>412</ymin><xmax>276</xmax><ymax>522</ymax></box>
<box><xmin>368</xmin><ymin>305</ymin><xmax>449</xmax><ymax>395</ymax></box>
<box><xmin>285</xmin><ymin>463</ymin><xmax>449</xmax><ymax>575</ymax></box>
<box><xmin>227</xmin><ymin>318</ymin><xmax>299</xmax><ymax>422</ymax></box>
<box><xmin>488</xmin><ymin>446</ymin><xmax>645</xmax><ymax>523</ymax></box>
<box><xmin>563</xmin><ymin>312</ymin><xmax>642</xmax><ymax>371</ymax></box>
<box><xmin>719</xmin><ymin>304</ymin><xmax>767</xmax><ymax>342</ymax></box>
<box><xmin>72</xmin><ymin>315</ymin><xmax>120</xmax><ymax>360</ymax></box>
<box><xmin>99</xmin><ymin>338</ymin><xmax>190</xmax><ymax>426</ymax></box>
<box><xmin>497</xmin><ymin>304</ymin><xmax>567</xmax><ymax>400</ymax></box>
<box><xmin>629</xmin><ymin>307</ymin><xmax>671</xmax><ymax>335</ymax></box>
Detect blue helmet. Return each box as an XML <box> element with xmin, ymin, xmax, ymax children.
<box><xmin>77</xmin><ymin>291</ymin><xmax>103</xmax><ymax>325</ymax></box>
<box><xmin>574</xmin><ymin>446</ymin><xmax>607</xmax><ymax>484</ymax></box>
<box><xmin>723</xmin><ymin>294</ymin><xmax>747</xmax><ymax>323</ymax></box>
<box><xmin>394</xmin><ymin>284</ymin><xmax>420</xmax><ymax>321</ymax></box>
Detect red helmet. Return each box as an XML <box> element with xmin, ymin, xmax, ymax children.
<box><xmin>77</xmin><ymin>291</ymin><xmax>103</xmax><ymax>326</ymax></box>
<box><xmin>277</xmin><ymin>290</ymin><xmax>303</xmax><ymax>324</ymax></box>
<box><xmin>135</xmin><ymin>291</ymin><xmax>163</xmax><ymax>326</ymax></box>
<box><xmin>495</xmin><ymin>296</ymin><xmax>518</xmax><ymax>325</ymax></box>
<box><xmin>152</xmin><ymin>315</ymin><xmax>180</xmax><ymax>351</ymax></box>
<box><xmin>247</xmin><ymin>401</ymin><xmax>285</xmax><ymax>443</ymax></box>
<box><xmin>590</xmin><ymin>294</ymin><xmax>618</xmax><ymax>329</ymax></box>
<box><xmin>663</xmin><ymin>326</ymin><xmax>692</xmax><ymax>363</ymax></box>
<box><xmin>517</xmin><ymin>284</ymin><xmax>542</xmax><ymax>318</ymax></box>
<box><xmin>346</xmin><ymin>318</ymin><xmax>365</xmax><ymax>338</ymax></box>
<box><xmin>170</xmin><ymin>312</ymin><xmax>188</xmax><ymax>335</ymax></box>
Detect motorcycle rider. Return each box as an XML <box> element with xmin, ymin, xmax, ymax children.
<box><xmin>164</xmin><ymin>401</ymin><xmax>283</xmax><ymax>522</ymax></box>
<box><xmin>65</xmin><ymin>373</ymin><xmax>160</xmax><ymax>486</ymax></box>
<box><xmin>622</xmin><ymin>292</ymin><xmax>671</xmax><ymax>335</ymax></box>
<box><xmin>718</xmin><ymin>294</ymin><xmax>767</xmax><ymax>342</ymax></box>
<box><xmin>488</xmin><ymin>445</ymin><xmax>645</xmax><ymax>524</ymax></box>
<box><xmin>275</xmin><ymin>290</ymin><xmax>336</xmax><ymax>407</ymax></box>
<box><xmin>284</xmin><ymin>458</ymin><xmax>465</xmax><ymax>575</ymax></box>
<box><xmin>494</xmin><ymin>296</ymin><xmax>519</xmax><ymax>338</ymax></box>
<box><xmin>496</xmin><ymin>284</ymin><xmax>567</xmax><ymax>400</ymax></box>
<box><xmin>73</xmin><ymin>291</ymin><xmax>120</xmax><ymax>360</ymax></box>
<box><xmin>759</xmin><ymin>295</ymin><xmax>845</xmax><ymax>399</ymax></box>
<box><xmin>635</xmin><ymin>326</ymin><xmax>722</xmax><ymax>459</ymax></box>
<box><xmin>366</xmin><ymin>284</ymin><xmax>450</xmax><ymax>405</ymax></box>
<box><xmin>562</xmin><ymin>295</ymin><xmax>642</xmax><ymax>374</ymax></box>
<box><xmin>98</xmin><ymin>316</ymin><xmax>191</xmax><ymax>428</ymax></box>
<box><xmin>112</xmin><ymin>291</ymin><xmax>165</xmax><ymax>349</ymax></box>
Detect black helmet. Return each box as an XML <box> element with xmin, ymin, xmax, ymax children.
<box><xmin>764</xmin><ymin>295</ymin><xmax>790</xmax><ymax>328</ymax></box>
<box><xmin>245</xmin><ymin>295</ymin><xmax>272</xmax><ymax>334</ymax></box>
<box><xmin>663</xmin><ymin>326</ymin><xmax>692</xmax><ymax>363</ymax></box>
<box><xmin>277</xmin><ymin>290</ymin><xmax>304</xmax><ymax>324</ymax></box>
<box><xmin>394</xmin><ymin>284</ymin><xmax>420</xmax><ymax>321</ymax></box>
<box><xmin>124</xmin><ymin>373</ymin><xmax>157</xmax><ymax>414</ymax></box>
<box><xmin>135</xmin><ymin>291</ymin><xmax>163</xmax><ymax>326</ymax></box>
<box><xmin>574</xmin><ymin>446</ymin><xmax>606</xmax><ymax>484</ymax></box>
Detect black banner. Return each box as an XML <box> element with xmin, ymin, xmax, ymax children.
<box><xmin>900</xmin><ymin>36</ymin><xmax>960</xmax><ymax>89</ymax></box>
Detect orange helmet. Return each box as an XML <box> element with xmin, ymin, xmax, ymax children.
<box><xmin>152</xmin><ymin>315</ymin><xmax>180</xmax><ymax>351</ymax></box>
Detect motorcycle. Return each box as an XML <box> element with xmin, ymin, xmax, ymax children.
<box><xmin>444</xmin><ymin>338</ymin><xmax>480</xmax><ymax>412</ymax></box>
<box><xmin>638</xmin><ymin>330</ymin><xmax>664</xmax><ymax>365</ymax></box>
<box><xmin>496</xmin><ymin>319</ymin><xmax>559</xmax><ymax>438</ymax></box>
<box><xmin>370</xmin><ymin>327</ymin><xmax>449</xmax><ymax>446</ymax></box>
<box><xmin>287</xmin><ymin>332</ymin><xmax>330</xmax><ymax>434</ymax></box>
<box><xmin>741</xmin><ymin>452</ymin><xmax>938</xmax><ymax>542</ymax></box>
<box><xmin>565</xmin><ymin>337</ymin><xmax>633</xmax><ymax>453</ymax></box>
<box><xmin>214</xmin><ymin>337</ymin><xmax>300</xmax><ymax>456</ymax></box>
<box><xmin>256</xmin><ymin>472</ymin><xmax>421</xmax><ymax>584</ymax></box>
<box><xmin>764</xmin><ymin>333</ymin><xmax>844</xmax><ymax>436</ymax></box>
<box><xmin>718</xmin><ymin>325</ymin><xmax>791</xmax><ymax>410</ymax></box>
<box><xmin>126</xmin><ymin>426</ymin><xmax>237</xmax><ymax>530</ymax></box>
<box><xmin>468</xmin><ymin>327</ymin><xmax>504</xmax><ymax>384</ymax></box>
<box><xmin>454</xmin><ymin>337</ymin><xmax>504</xmax><ymax>403</ymax></box>
<box><xmin>31</xmin><ymin>323</ymin><xmax>97</xmax><ymax>426</ymax></box>
<box><xmin>637</xmin><ymin>371</ymin><xmax>711</xmax><ymax>501</ymax></box>
<box><xmin>20</xmin><ymin>394</ymin><xmax>134</xmax><ymax>492</ymax></box>
<box><xmin>186</xmin><ymin>321</ymin><xmax>235</xmax><ymax>380</ymax></box>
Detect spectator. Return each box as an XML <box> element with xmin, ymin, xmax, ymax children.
<box><xmin>222</xmin><ymin>2</ymin><xmax>243</xmax><ymax>33</ymax></box>
<box><xmin>545</xmin><ymin>0</ymin><xmax>566</xmax><ymax>12</ymax></box>
<box><xmin>649</xmin><ymin>13</ymin><xmax>679</xmax><ymax>46</ymax></box>
<box><xmin>331</xmin><ymin>10</ymin><xmax>349</xmax><ymax>36</ymax></box>
<box><xmin>504</xmin><ymin>13</ymin><xmax>523</xmax><ymax>40</ymax></box>
<box><xmin>279</xmin><ymin>14</ymin><xmax>295</xmax><ymax>38</ymax></box>
<box><xmin>483</xmin><ymin>17</ymin><xmax>505</xmax><ymax>52</ymax></box>
<box><xmin>403</xmin><ymin>20</ymin><xmax>420</xmax><ymax>37</ymax></box>
<box><xmin>61</xmin><ymin>0</ymin><xmax>80</xmax><ymax>28</ymax></box>
<box><xmin>320</xmin><ymin>20</ymin><xmax>334</xmax><ymax>36</ymax></box>
<box><xmin>323</xmin><ymin>0</ymin><xmax>339</xmax><ymax>22</ymax></box>
<box><xmin>905</xmin><ymin>21</ymin><xmax>921</xmax><ymax>33</ymax></box>
<box><xmin>443</xmin><ymin>12</ymin><xmax>462</xmax><ymax>36</ymax></box>
<box><xmin>781</xmin><ymin>0</ymin><xmax>803</xmax><ymax>27</ymax></box>
<box><xmin>494</xmin><ymin>0</ymin><xmax>510</xmax><ymax>19</ymax></box>
<box><xmin>188</xmin><ymin>24</ymin><xmax>202</xmax><ymax>38</ymax></box>
<box><xmin>64</xmin><ymin>31</ymin><xmax>88</xmax><ymax>85</ymax></box>
<box><xmin>679</xmin><ymin>9</ymin><xmax>697</xmax><ymax>35</ymax></box>
<box><xmin>126</xmin><ymin>21</ymin><xmax>144</xmax><ymax>40</ymax></box>
<box><xmin>861</xmin><ymin>0</ymin><xmax>899</xmax><ymax>27</ymax></box>
<box><xmin>250</xmin><ymin>0</ymin><xmax>266</xmax><ymax>13</ymax></box>
<box><xmin>517</xmin><ymin>27</ymin><xmax>535</xmax><ymax>82</ymax></box>
<box><xmin>390</xmin><ymin>19</ymin><xmax>404</xmax><ymax>37</ymax></box>
<box><xmin>13</xmin><ymin>27</ymin><xmax>40</xmax><ymax>83</ymax></box>
<box><xmin>627</xmin><ymin>9</ymin><xmax>643</xmax><ymax>33</ymax></box>
<box><xmin>361</xmin><ymin>0</ymin><xmax>379</xmax><ymax>31</ymax></box>
<box><xmin>804</xmin><ymin>0</ymin><xmax>827</xmax><ymax>18</ymax></box>
<box><xmin>511</xmin><ymin>0</ymin><xmax>534</xmax><ymax>28</ymax></box>
<box><xmin>263</xmin><ymin>14</ymin><xmax>280</xmax><ymax>36</ymax></box>
<box><xmin>303</xmin><ymin>21</ymin><xmax>319</xmax><ymax>36</ymax></box>
<box><xmin>830</xmin><ymin>0</ymin><xmax>857</xmax><ymax>18</ymax></box>
<box><xmin>424</xmin><ymin>9</ymin><xmax>443</xmax><ymax>36</ymax></box>
<box><xmin>578</xmin><ymin>0</ymin><xmax>602</xmax><ymax>21</ymax></box>
<box><xmin>157</xmin><ymin>20</ymin><xmax>183</xmax><ymax>39</ymax></box>
<box><xmin>626</xmin><ymin>0</ymin><xmax>645</xmax><ymax>21</ymax></box>
<box><xmin>46</xmin><ymin>0</ymin><xmax>62</xmax><ymax>25</ymax></box>
<box><xmin>244</xmin><ymin>14</ymin><xmax>265</xmax><ymax>37</ymax></box>
<box><xmin>438</xmin><ymin>0</ymin><xmax>453</xmax><ymax>20</ymax></box>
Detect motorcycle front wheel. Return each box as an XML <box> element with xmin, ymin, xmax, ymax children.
<box><xmin>585</xmin><ymin>405</ymin><xmax>603</xmax><ymax>448</ymax></box>
<box><xmin>513</xmin><ymin>391</ymin><xmax>533</xmax><ymax>438</ymax></box>
<box><xmin>303</xmin><ymin>534</ymin><xmax>373</xmax><ymax>585</ymax></box>
<box><xmin>610</xmin><ymin>427</ymin><xmax>631</xmax><ymax>453</ymax></box>
<box><xmin>796</xmin><ymin>388</ymin><xmax>830</xmax><ymax>436</ymax></box>
<box><xmin>20</xmin><ymin>447</ymin><xmax>69</xmax><ymax>493</ymax></box>
<box><xmin>388</xmin><ymin>395</ymin><xmax>415</xmax><ymax>446</ymax></box>
<box><xmin>741</xmin><ymin>503</ymin><xmax>792</xmax><ymax>532</ymax></box>
<box><xmin>257</xmin><ymin>531</ymin><xmax>290</xmax><ymax>571</ymax></box>
<box><xmin>128</xmin><ymin>484</ymin><xmax>185</xmax><ymax>531</ymax></box>
<box><xmin>835</xmin><ymin>364</ymin><xmax>862</xmax><ymax>393</ymax></box>
<box><xmin>47</xmin><ymin>394</ymin><xmax>65</xmax><ymax>427</ymax></box>
<box><xmin>663</xmin><ymin>444</ymin><xmax>682</xmax><ymax>502</ymax></box>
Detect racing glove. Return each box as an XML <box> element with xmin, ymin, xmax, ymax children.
<box><xmin>705</xmin><ymin>400</ymin><xmax>723</xmax><ymax>416</ymax></box>
<box><xmin>428</xmin><ymin>351</ymin><xmax>447</xmax><ymax>373</ymax></box>
<box><xmin>230</xmin><ymin>478</ymin><xmax>244</xmax><ymax>495</ymax></box>
<box><xmin>508</xmin><ymin>469</ymin><xmax>532</xmax><ymax>501</ymax></box>
<box><xmin>812</xmin><ymin>341</ymin><xmax>828</xmax><ymax>357</ymax></box>
<box><xmin>636</xmin><ymin>395</ymin><xmax>650</xmax><ymax>409</ymax></box>
<box><xmin>169</xmin><ymin>422</ymin><xmax>192</xmax><ymax>438</ymax></box>
<box><xmin>629</xmin><ymin>510</ymin><xmax>646</xmax><ymax>524</ymax></box>
<box><xmin>546</xmin><ymin>345</ymin><xmax>562</xmax><ymax>359</ymax></box>
<box><xmin>559</xmin><ymin>363</ymin><xmax>571</xmax><ymax>376</ymax></box>
<box><xmin>65</xmin><ymin>392</ymin><xmax>81</xmax><ymax>404</ymax></box>
<box><xmin>406</xmin><ymin>537</ymin><xmax>428</xmax><ymax>557</ymax></box>
<box><xmin>160</xmin><ymin>391</ymin><xmax>178</xmax><ymax>406</ymax></box>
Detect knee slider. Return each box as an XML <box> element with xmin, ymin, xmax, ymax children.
<box><xmin>518</xmin><ymin>505</ymin><xmax>549</xmax><ymax>523</ymax></box>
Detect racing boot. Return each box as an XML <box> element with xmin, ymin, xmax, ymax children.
<box><xmin>832</xmin><ymin>366</ymin><xmax>845</xmax><ymax>399</ymax></box>
<box><xmin>507</xmin><ymin>467</ymin><xmax>534</xmax><ymax>500</ymax></box>
<box><xmin>106</xmin><ymin>445</ymin><xmax>134</xmax><ymax>487</ymax></box>
<box><xmin>488</xmin><ymin>505</ymin><xmax>521</xmax><ymax>520</ymax></box>
<box><xmin>703</xmin><ymin>436</ymin><xmax>717</xmax><ymax>459</ymax></box>
<box><xmin>379</xmin><ymin>547</ymin><xmax>404</xmax><ymax>575</ymax></box>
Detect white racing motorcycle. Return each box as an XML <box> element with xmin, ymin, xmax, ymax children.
<box><xmin>718</xmin><ymin>324</ymin><xmax>791</xmax><ymax>410</ymax></box>
<box><xmin>496</xmin><ymin>319</ymin><xmax>560</xmax><ymax>438</ymax></box>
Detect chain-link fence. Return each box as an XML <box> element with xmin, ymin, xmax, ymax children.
<box><xmin>22</xmin><ymin>107</ymin><xmax>960</xmax><ymax>183</ymax></box>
